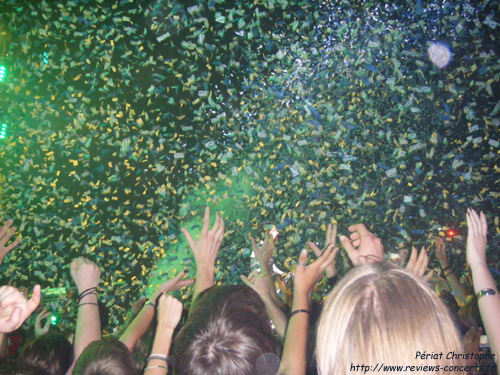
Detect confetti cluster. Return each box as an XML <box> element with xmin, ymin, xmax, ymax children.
<box><xmin>0</xmin><ymin>0</ymin><xmax>498</xmax><ymax>330</ymax></box>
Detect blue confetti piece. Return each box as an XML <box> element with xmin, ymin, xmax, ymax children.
<box><xmin>376</xmin><ymin>163</ymin><xmax>390</xmax><ymax>170</ymax></box>
<box><xmin>365</xmin><ymin>64</ymin><xmax>379</xmax><ymax>73</ymax></box>
<box><xmin>277</xmin><ymin>218</ymin><xmax>294</xmax><ymax>229</ymax></box>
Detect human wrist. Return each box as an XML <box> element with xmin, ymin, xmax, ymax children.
<box><xmin>469</xmin><ymin>262</ymin><xmax>488</xmax><ymax>273</ymax></box>
<box><xmin>76</xmin><ymin>283</ymin><xmax>98</xmax><ymax>294</ymax></box>
<box><xmin>438</xmin><ymin>258</ymin><xmax>449</xmax><ymax>268</ymax></box>
<box><xmin>292</xmin><ymin>291</ymin><xmax>309</xmax><ymax>308</ymax></box>
<box><xmin>156</xmin><ymin>322</ymin><xmax>177</xmax><ymax>334</ymax></box>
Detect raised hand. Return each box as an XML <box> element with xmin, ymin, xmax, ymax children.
<box><xmin>250</xmin><ymin>230</ymin><xmax>275</xmax><ymax>275</ymax></box>
<box><xmin>0</xmin><ymin>220</ymin><xmax>21</xmax><ymax>265</ymax></box>
<box><xmin>156</xmin><ymin>294</ymin><xmax>183</xmax><ymax>331</ymax></box>
<box><xmin>432</xmin><ymin>236</ymin><xmax>448</xmax><ymax>264</ymax></box>
<box><xmin>466</xmin><ymin>208</ymin><xmax>488</xmax><ymax>269</ymax></box>
<box><xmin>0</xmin><ymin>285</ymin><xmax>41</xmax><ymax>333</ymax></box>
<box><xmin>339</xmin><ymin>223</ymin><xmax>384</xmax><ymax>266</ymax></box>
<box><xmin>35</xmin><ymin>307</ymin><xmax>52</xmax><ymax>337</ymax></box>
<box><xmin>309</xmin><ymin>223</ymin><xmax>338</xmax><ymax>278</ymax></box>
<box><xmin>294</xmin><ymin>246</ymin><xmax>335</xmax><ymax>297</ymax></box>
<box><xmin>70</xmin><ymin>257</ymin><xmax>101</xmax><ymax>293</ymax></box>
<box><xmin>181</xmin><ymin>207</ymin><xmax>224</xmax><ymax>268</ymax></box>
<box><xmin>241</xmin><ymin>270</ymin><xmax>274</xmax><ymax>300</ymax></box>
<box><xmin>405</xmin><ymin>246</ymin><xmax>434</xmax><ymax>282</ymax></box>
<box><xmin>150</xmin><ymin>270</ymin><xmax>194</xmax><ymax>303</ymax></box>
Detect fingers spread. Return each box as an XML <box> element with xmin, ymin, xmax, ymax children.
<box><xmin>298</xmin><ymin>249</ymin><xmax>308</xmax><ymax>266</ymax></box>
<box><xmin>28</xmin><ymin>285</ymin><xmax>41</xmax><ymax>312</ymax></box>
<box><xmin>308</xmin><ymin>242</ymin><xmax>322</xmax><ymax>257</ymax></box>
<box><xmin>201</xmin><ymin>207</ymin><xmax>210</xmax><ymax>236</ymax></box>
<box><xmin>181</xmin><ymin>228</ymin><xmax>195</xmax><ymax>249</ymax></box>
<box><xmin>347</xmin><ymin>223</ymin><xmax>369</xmax><ymax>236</ymax></box>
<box><xmin>339</xmin><ymin>235</ymin><xmax>355</xmax><ymax>254</ymax></box>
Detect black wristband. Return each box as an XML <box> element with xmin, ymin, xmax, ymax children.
<box><xmin>289</xmin><ymin>309</ymin><xmax>310</xmax><ymax>318</ymax></box>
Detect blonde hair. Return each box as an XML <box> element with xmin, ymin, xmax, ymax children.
<box><xmin>316</xmin><ymin>263</ymin><xmax>466</xmax><ymax>375</ymax></box>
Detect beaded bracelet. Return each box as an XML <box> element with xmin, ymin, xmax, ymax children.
<box><xmin>476</xmin><ymin>288</ymin><xmax>497</xmax><ymax>299</ymax></box>
<box><xmin>147</xmin><ymin>354</ymin><xmax>168</xmax><ymax>362</ymax></box>
<box><xmin>145</xmin><ymin>300</ymin><xmax>156</xmax><ymax>309</ymax></box>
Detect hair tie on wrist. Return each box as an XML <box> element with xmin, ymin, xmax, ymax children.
<box><xmin>77</xmin><ymin>287</ymin><xmax>97</xmax><ymax>303</ymax></box>
<box><xmin>476</xmin><ymin>288</ymin><xmax>496</xmax><ymax>299</ymax></box>
<box><xmin>145</xmin><ymin>300</ymin><xmax>156</xmax><ymax>309</ymax></box>
<box><xmin>289</xmin><ymin>309</ymin><xmax>310</xmax><ymax>318</ymax></box>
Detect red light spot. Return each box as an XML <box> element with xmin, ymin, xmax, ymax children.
<box><xmin>447</xmin><ymin>230</ymin><xmax>456</xmax><ymax>237</ymax></box>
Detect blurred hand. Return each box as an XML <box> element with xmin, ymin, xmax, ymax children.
<box><xmin>309</xmin><ymin>223</ymin><xmax>338</xmax><ymax>278</ymax></box>
<box><xmin>35</xmin><ymin>308</ymin><xmax>52</xmax><ymax>337</ymax></box>
<box><xmin>131</xmin><ymin>297</ymin><xmax>148</xmax><ymax>314</ymax></box>
<box><xmin>466</xmin><ymin>208</ymin><xmax>488</xmax><ymax>269</ymax></box>
<box><xmin>181</xmin><ymin>207</ymin><xmax>224</xmax><ymax>268</ymax></box>
<box><xmin>156</xmin><ymin>294</ymin><xmax>183</xmax><ymax>331</ymax></box>
<box><xmin>150</xmin><ymin>270</ymin><xmax>194</xmax><ymax>303</ymax></box>
<box><xmin>0</xmin><ymin>285</ymin><xmax>41</xmax><ymax>333</ymax></box>
<box><xmin>241</xmin><ymin>270</ymin><xmax>275</xmax><ymax>301</ymax></box>
<box><xmin>294</xmin><ymin>246</ymin><xmax>335</xmax><ymax>297</ymax></box>
<box><xmin>463</xmin><ymin>327</ymin><xmax>482</xmax><ymax>369</ymax></box>
<box><xmin>405</xmin><ymin>246</ymin><xmax>434</xmax><ymax>282</ymax></box>
<box><xmin>432</xmin><ymin>236</ymin><xmax>448</xmax><ymax>264</ymax></box>
<box><xmin>70</xmin><ymin>258</ymin><xmax>101</xmax><ymax>293</ymax></box>
<box><xmin>250</xmin><ymin>230</ymin><xmax>275</xmax><ymax>274</ymax></box>
<box><xmin>340</xmin><ymin>223</ymin><xmax>384</xmax><ymax>266</ymax></box>
<box><xmin>0</xmin><ymin>220</ymin><xmax>21</xmax><ymax>265</ymax></box>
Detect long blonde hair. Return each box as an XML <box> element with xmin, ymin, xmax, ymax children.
<box><xmin>316</xmin><ymin>263</ymin><xmax>466</xmax><ymax>375</ymax></box>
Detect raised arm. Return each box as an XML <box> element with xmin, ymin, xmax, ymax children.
<box><xmin>181</xmin><ymin>207</ymin><xmax>224</xmax><ymax>306</ymax></box>
<box><xmin>278</xmin><ymin>245</ymin><xmax>335</xmax><ymax>375</ymax></box>
<box><xmin>241</xmin><ymin>270</ymin><xmax>287</xmax><ymax>340</ymax></box>
<box><xmin>120</xmin><ymin>270</ymin><xmax>193</xmax><ymax>351</ymax></box>
<box><xmin>339</xmin><ymin>223</ymin><xmax>384</xmax><ymax>265</ymax></box>
<box><xmin>66</xmin><ymin>258</ymin><xmax>101</xmax><ymax>375</ymax></box>
<box><xmin>433</xmin><ymin>236</ymin><xmax>468</xmax><ymax>306</ymax></box>
<box><xmin>466</xmin><ymin>208</ymin><xmax>500</xmax><ymax>364</ymax></box>
<box><xmin>144</xmin><ymin>294</ymin><xmax>183</xmax><ymax>375</ymax></box>
<box><xmin>250</xmin><ymin>231</ymin><xmax>281</xmax><ymax>304</ymax></box>
<box><xmin>0</xmin><ymin>220</ymin><xmax>21</xmax><ymax>266</ymax></box>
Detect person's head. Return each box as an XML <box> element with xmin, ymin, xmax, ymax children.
<box><xmin>458</xmin><ymin>294</ymin><xmax>481</xmax><ymax>330</ymax></box>
<box><xmin>19</xmin><ymin>332</ymin><xmax>73</xmax><ymax>375</ymax></box>
<box><xmin>0</xmin><ymin>357</ymin><xmax>50</xmax><ymax>375</ymax></box>
<box><xmin>316</xmin><ymin>262</ymin><xmax>466</xmax><ymax>375</ymax></box>
<box><xmin>73</xmin><ymin>338</ymin><xmax>138</xmax><ymax>375</ymax></box>
<box><xmin>173</xmin><ymin>285</ymin><xmax>281</xmax><ymax>375</ymax></box>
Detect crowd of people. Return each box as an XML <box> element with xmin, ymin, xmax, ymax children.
<box><xmin>0</xmin><ymin>207</ymin><xmax>498</xmax><ymax>375</ymax></box>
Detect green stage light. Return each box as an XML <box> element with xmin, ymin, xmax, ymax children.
<box><xmin>50</xmin><ymin>314</ymin><xmax>58</xmax><ymax>325</ymax></box>
<box><xmin>0</xmin><ymin>66</ymin><xmax>5</xmax><ymax>81</ymax></box>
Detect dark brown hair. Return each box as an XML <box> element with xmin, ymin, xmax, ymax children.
<box><xmin>173</xmin><ymin>285</ymin><xmax>281</xmax><ymax>375</ymax></box>
<box><xmin>20</xmin><ymin>332</ymin><xmax>73</xmax><ymax>375</ymax></box>
<box><xmin>73</xmin><ymin>338</ymin><xmax>138</xmax><ymax>375</ymax></box>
